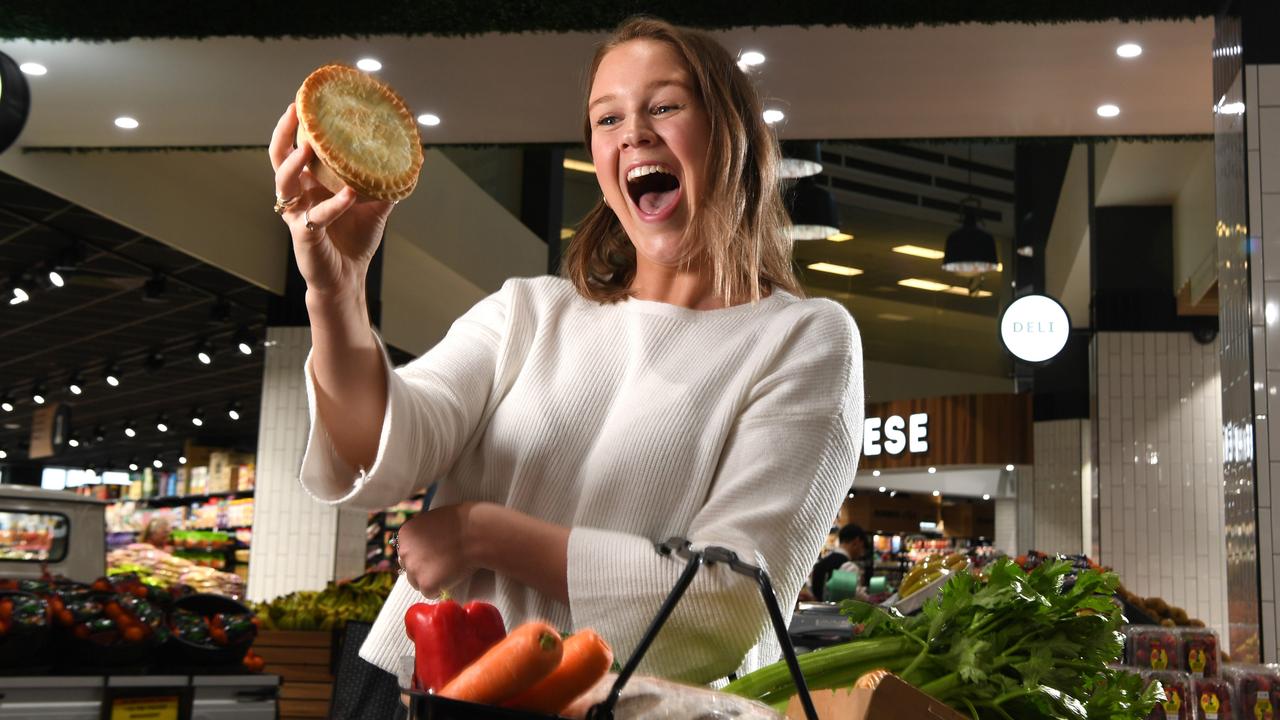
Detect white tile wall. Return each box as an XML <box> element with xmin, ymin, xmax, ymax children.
<box><xmin>993</xmin><ymin>498</ymin><xmax>1018</xmax><ymax>556</ymax></box>
<box><xmin>1095</xmin><ymin>332</ymin><xmax>1229</xmax><ymax>642</ymax></box>
<box><xmin>1032</xmin><ymin>420</ymin><xmax>1085</xmax><ymax>554</ymax></box>
<box><xmin>246</xmin><ymin>326</ymin><xmax>367</xmax><ymax>602</ymax></box>
<box><xmin>1260</xmin><ymin>63</ymin><xmax>1280</xmax><ymax>661</ymax></box>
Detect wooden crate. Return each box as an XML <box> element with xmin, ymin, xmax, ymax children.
<box><xmin>256</xmin><ymin>630</ymin><xmax>335</xmax><ymax>719</ymax></box>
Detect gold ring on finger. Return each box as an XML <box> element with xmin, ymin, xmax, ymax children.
<box><xmin>273</xmin><ymin>193</ymin><xmax>300</xmax><ymax>215</ymax></box>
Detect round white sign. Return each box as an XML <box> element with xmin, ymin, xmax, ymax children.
<box><xmin>1000</xmin><ymin>294</ymin><xmax>1070</xmax><ymax>362</ymax></box>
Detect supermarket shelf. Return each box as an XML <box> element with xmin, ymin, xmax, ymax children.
<box><xmin>125</xmin><ymin>490</ymin><xmax>254</xmax><ymax>507</ymax></box>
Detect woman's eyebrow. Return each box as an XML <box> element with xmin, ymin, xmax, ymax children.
<box><xmin>588</xmin><ymin>79</ymin><xmax>690</xmax><ymax>111</ymax></box>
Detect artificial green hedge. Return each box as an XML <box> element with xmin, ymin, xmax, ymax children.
<box><xmin>1</xmin><ymin>1</ymin><xmax>1218</xmax><ymax>42</ymax></box>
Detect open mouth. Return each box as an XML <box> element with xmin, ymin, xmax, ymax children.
<box><xmin>625</xmin><ymin>164</ymin><xmax>682</xmax><ymax>218</ymax></box>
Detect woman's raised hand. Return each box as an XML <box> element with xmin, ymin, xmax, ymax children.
<box><xmin>269</xmin><ymin>103</ymin><xmax>396</xmax><ymax>302</ymax></box>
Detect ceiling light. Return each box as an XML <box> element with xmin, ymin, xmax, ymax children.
<box><xmin>31</xmin><ymin>382</ymin><xmax>46</xmax><ymax>405</ymax></box>
<box><xmin>1005</xmin><ymin>464</ymin><xmax>1015</xmax><ymax>471</ymax></box>
<box><xmin>67</xmin><ymin>372</ymin><xmax>83</xmax><ymax>395</ymax></box>
<box><xmin>982</xmin><ymin>493</ymin><xmax>991</xmax><ymax>501</ymax></box>
<box><xmin>19</xmin><ymin>62</ymin><xmax>46</xmax><ymax>76</ymax></box>
<box><xmin>152</xmin><ymin>458</ymin><xmax>163</xmax><ymax>469</ymax></box>
<box><xmin>1017</xmin><ymin>245</ymin><xmax>1035</xmax><ymax>258</ymax></box>
<box><xmin>560</xmin><ymin>228</ymin><xmax>576</xmax><ymax>240</ymax></box>
<box><xmin>356</xmin><ymin>57</ymin><xmax>382</xmax><ymax>72</ymax></box>
<box><xmin>738</xmin><ymin>50</ymin><xmax>766</xmax><ymax>68</ymax></box>
<box><xmin>827</xmin><ymin>232</ymin><xmax>854</xmax><ymax>242</ymax></box>
<box><xmin>889</xmin><ymin>490</ymin><xmax>897</xmax><ymax>497</ymax></box>
<box><xmin>8</xmin><ymin>273</ymin><xmax>31</xmax><ymax>305</ymax></box>
<box><xmin>898</xmin><ymin>278</ymin><xmax>952</xmax><ymax>292</ymax></box>
<box><xmin>234</xmin><ymin>325</ymin><xmax>257</xmax><ymax>355</ymax></box>
<box><xmin>156</xmin><ymin>414</ymin><xmax>169</xmax><ymax>433</ymax></box>
<box><xmin>114</xmin><ymin>116</ymin><xmax>140</xmax><ymax>130</ymax></box>
<box><xmin>878</xmin><ymin>486</ymin><xmax>886</xmax><ymax>493</ymax></box>
<box><xmin>68</xmin><ymin>434</ymin><xmax>80</xmax><ymax>448</ymax></box>
<box><xmin>417</xmin><ymin>113</ymin><xmax>441</xmax><ymax>127</ymax></box>
<box><xmin>1096</xmin><ymin>104</ymin><xmax>1120</xmax><ymax>118</ymax></box>
<box><xmin>563</xmin><ymin>158</ymin><xmax>596</xmax><ymax>174</ymax></box>
<box><xmin>0</xmin><ymin>53</ymin><xmax>31</xmax><ymax>156</ymax></box>
<box><xmin>932</xmin><ymin>490</ymin><xmax>941</xmax><ymax>496</ymax></box>
<box><xmin>893</xmin><ymin>245</ymin><xmax>946</xmax><ymax>260</ymax></box>
<box><xmin>786</xmin><ymin>178</ymin><xmax>839</xmax><ymax>240</ymax></box>
<box><xmin>129</xmin><ymin>460</ymin><xmax>139</xmax><ymax>472</ymax></box>
<box><xmin>1216</xmin><ymin>101</ymin><xmax>1245</xmax><ymax>115</ymax></box>
<box><xmin>0</xmin><ymin>393</ymin><xmax>12</xmax><ymax>412</ymax></box>
<box><xmin>47</xmin><ymin>269</ymin><xmax>64</xmax><ymax>288</ymax></box>
<box><xmin>104</xmin><ymin>363</ymin><xmax>121</xmax><ymax>387</ymax></box>
<box><xmin>872</xmin><ymin>470</ymin><xmax>881</xmax><ymax>477</ymax></box>
<box><xmin>762</xmin><ymin>109</ymin><xmax>785</xmax><ymax>125</ymax></box>
<box><xmin>93</xmin><ymin>425</ymin><xmax>105</xmax><ymax>443</ymax></box>
<box><xmin>944</xmin><ymin>286</ymin><xmax>994</xmax><ymax>298</ymax></box>
<box><xmin>0</xmin><ymin>449</ymin><xmax>7</xmax><ymax>459</ymax></box>
<box><xmin>928</xmin><ymin>467</ymin><xmax>937</xmax><ymax>474</ymax></box>
<box><xmin>779</xmin><ymin>141</ymin><xmax>823</xmax><ymax>179</ymax></box>
<box><xmin>190</xmin><ymin>408</ymin><xmax>205</xmax><ymax>427</ymax></box>
<box><xmin>942</xmin><ymin>205</ymin><xmax>999</xmax><ymax>276</ymax></box>
<box><xmin>227</xmin><ymin>401</ymin><xmax>242</xmax><ymax>421</ymax></box>
<box><xmin>124</xmin><ymin>421</ymin><xmax>137</xmax><ymax>438</ymax></box>
<box><xmin>877</xmin><ymin>313</ymin><xmax>912</xmax><ymax>322</ymax></box>
<box><xmin>178</xmin><ymin>455</ymin><xmax>187</xmax><ymax>465</ymax></box>
<box><xmin>807</xmin><ymin>262</ymin><xmax>863</xmax><ymax>277</ymax></box>
<box><xmin>195</xmin><ymin>338</ymin><xmax>215</xmax><ymax>365</ymax></box>
<box><xmin>1116</xmin><ymin>43</ymin><xmax>1142</xmax><ymax>58</ymax></box>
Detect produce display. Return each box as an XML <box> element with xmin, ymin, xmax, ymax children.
<box><xmin>108</xmin><ymin>543</ymin><xmax>244</xmax><ymax>598</ymax></box>
<box><xmin>724</xmin><ymin>557</ymin><xmax>1161</xmax><ymax>718</ymax></box>
<box><xmin>0</xmin><ymin>592</ymin><xmax>48</xmax><ymax>636</ymax></box>
<box><xmin>252</xmin><ymin>570</ymin><xmax>394</xmax><ymax>630</ymax></box>
<box><xmin>1116</xmin><ymin>585</ymin><xmax>1209</xmax><ymax>629</ymax></box>
<box><xmin>60</xmin><ymin>591</ymin><xmax>168</xmax><ymax>647</ymax></box>
<box><xmin>1178</xmin><ymin>628</ymin><xmax>1218</xmax><ymax>678</ymax></box>
<box><xmin>1142</xmin><ymin>670</ymin><xmax>1191</xmax><ymax>720</ymax></box>
<box><xmin>404</xmin><ymin>600</ymin><xmax>616</xmax><ymax>718</ymax></box>
<box><xmin>1129</xmin><ymin>627</ymin><xmax>1181</xmax><ymax>671</ymax></box>
<box><xmin>170</xmin><ymin>608</ymin><xmax>256</xmax><ymax>647</ymax></box>
<box><xmin>1222</xmin><ymin>664</ymin><xmax>1280</xmax><ymax>720</ymax></box>
<box><xmin>1191</xmin><ymin>677</ymin><xmax>1231</xmax><ymax>719</ymax></box>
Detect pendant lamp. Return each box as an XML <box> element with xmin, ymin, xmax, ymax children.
<box><xmin>785</xmin><ymin>176</ymin><xmax>840</xmax><ymax>240</ymax></box>
<box><xmin>0</xmin><ymin>51</ymin><xmax>31</xmax><ymax>155</ymax></box>
<box><xmin>941</xmin><ymin>202</ymin><xmax>999</xmax><ymax>277</ymax></box>
<box><xmin>779</xmin><ymin>141</ymin><xmax>823</xmax><ymax>179</ymax></box>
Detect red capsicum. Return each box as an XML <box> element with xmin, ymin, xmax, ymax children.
<box><xmin>405</xmin><ymin>600</ymin><xmax>507</xmax><ymax>692</ymax></box>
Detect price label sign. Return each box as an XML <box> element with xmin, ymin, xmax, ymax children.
<box><xmin>109</xmin><ymin>696</ymin><xmax>179</xmax><ymax>720</ymax></box>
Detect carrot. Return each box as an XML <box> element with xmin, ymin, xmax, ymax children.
<box><xmin>503</xmin><ymin>629</ymin><xmax>613</xmax><ymax>714</ymax></box>
<box><xmin>439</xmin><ymin>621</ymin><xmax>563</xmax><ymax>706</ymax></box>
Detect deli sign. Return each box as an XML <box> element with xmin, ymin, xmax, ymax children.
<box><xmin>1000</xmin><ymin>294</ymin><xmax>1070</xmax><ymax>363</ymax></box>
<box><xmin>864</xmin><ymin>413</ymin><xmax>928</xmax><ymax>457</ymax></box>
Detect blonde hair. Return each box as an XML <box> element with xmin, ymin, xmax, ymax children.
<box><xmin>563</xmin><ymin>16</ymin><xmax>802</xmax><ymax>306</ymax></box>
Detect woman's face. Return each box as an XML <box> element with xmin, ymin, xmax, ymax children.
<box><xmin>588</xmin><ymin>39</ymin><xmax>711</xmax><ymax>268</ymax></box>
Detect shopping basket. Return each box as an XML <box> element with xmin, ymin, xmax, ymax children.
<box><xmin>405</xmin><ymin>536</ymin><xmax>820</xmax><ymax>720</ymax></box>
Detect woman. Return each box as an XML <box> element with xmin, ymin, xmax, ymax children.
<box><xmin>269</xmin><ymin>17</ymin><xmax>863</xmax><ymax>685</ymax></box>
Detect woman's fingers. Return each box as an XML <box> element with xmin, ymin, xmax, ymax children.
<box><xmin>297</xmin><ymin>186</ymin><xmax>358</xmax><ymax>233</ymax></box>
<box><xmin>274</xmin><ymin>141</ymin><xmax>313</xmax><ymax>205</ymax></box>
<box><xmin>268</xmin><ymin>103</ymin><xmax>299</xmax><ymax>171</ymax></box>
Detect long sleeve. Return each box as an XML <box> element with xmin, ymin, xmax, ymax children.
<box><xmin>566</xmin><ymin>302</ymin><xmax>864</xmax><ymax>684</ymax></box>
<box><xmin>297</xmin><ymin>281</ymin><xmax>513</xmax><ymax>511</ymax></box>
<box><xmin>810</xmin><ymin>551</ymin><xmax>848</xmax><ymax>602</ymax></box>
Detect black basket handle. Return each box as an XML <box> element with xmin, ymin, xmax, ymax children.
<box><xmin>585</xmin><ymin>537</ymin><xmax>819</xmax><ymax>720</ymax></box>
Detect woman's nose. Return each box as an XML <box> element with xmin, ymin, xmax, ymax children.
<box><xmin>621</xmin><ymin>118</ymin><xmax>656</xmax><ymax>150</ymax></box>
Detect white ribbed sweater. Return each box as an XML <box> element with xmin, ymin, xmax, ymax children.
<box><xmin>298</xmin><ymin>275</ymin><xmax>863</xmax><ymax>685</ymax></box>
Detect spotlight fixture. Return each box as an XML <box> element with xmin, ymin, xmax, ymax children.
<box><xmin>31</xmin><ymin>382</ymin><xmax>46</xmax><ymax>405</ymax></box>
<box><xmin>93</xmin><ymin>425</ymin><xmax>106</xmax><ymax>443</ymax></box>
<box><xmin>0</xmin><ymin>448</ymin><xmax>6</xmax><ymax>460</ymax></box>
<box><xmin>128</xmin><ymin>458</ymin><xmax>139</xmax><ymax>472</ymax></box>
<box><xmin>928</xmin><ymin>467</ymin><xmax>937</xmax><ymax>474</ymax></box>
<box><xmin>104</xmin><ymin>362</ymin><xmax>122</xmax><ymax>387</ymax></box>
<box><xmin>227</xmin><ymin>401</ymin><xmax>242</xmax><ymax>421</ymax></box>
<box><xmin>889</xmin><ymin>490</ymin><xmax>897</xmax><ymax>498</ymax></box>
<box><xmin>142</xmin><ymin>270</ymin><xmax>167</xmax><ymax>303</ymax></box>
<box><xmin>0</xmin><ymin>51</ymin><xmax>32</xmax><ymax>155</ymax></box>
<box><xmin>932</xmin><ymin>490</ymin><xmax>941</xmax><ymax>497</ymax></box>
<box><xmin>778</xmin><ymin>141</ymin><xmax>823</xmax><ymax>179</ymax></box>
<box><xmin>878</xmin><ymin>486</ymin><xmax>886</xmax><ymax>493</ymax></box>
<box><xmin>7</xmin><ymin>273</ymin><xmax>31</xmax><ymax>305</ymax></box>
<box><xmin>982</xmin><ymin>493</ymin><xmax>991</xmax><ymax>501</ymax></box>
<box><xmin>36</xmin><ymin>261</ymin><xmax>64</xmax><ymax>290</ymax></box>
<box><xmin>234</xmin><ymin>325</ymin><xmax>257</xmax><ymax>356</ymax></box>
<box><xmin>195</xmin><ymin>338</ymin><xmax>215</xmax><ymax>365</ymax></box>
<box><xmin>190</xmin><ymin>408</ymin><xmax>205</xmax><ymax>427</ymax></box>
<box><xmin>67</xmin><ymin>371</ymin><xmax>84</xmax><ymax>396</ymax></box>
<box><xmin>872</xmin><ymin>470</ymin><xmax>881</xmax><ymax>477</ymax></box>
<box><xmin>152</xmin><ymin>458</ymin><xmax>163</xmax><ymax>469</ymax></box>
<box><xmin>178</xmin><ymin>455</ymin><xmax>187</xmax><ymax>465</ymax></box>
<box><xmin>124</xmin><ymin>420</ymin><xmax>137</xmax><ymax>438</ymax></box>
<box><xmin>144</xmin><ymin>349</ymin><xmax>165</xmax><ymax>373</ymax></box>
<box><xmin>68</xmin><ymin>433</ymin><xmax>80</xmax><ymax>448</ymax></box>
<box><xmin>155</xmin><ymin>413</ymin><xmax>169</xmax><ymax>433</ymax></box>
<box><xmin>0</xmin><ymin>392</ymin><xmax>12</xmax><ymax>412</ymax></box>
<box><xmin>785</xmin><ymin>177</ymin><xmax>840</xmax><ymax>240</ymax></box>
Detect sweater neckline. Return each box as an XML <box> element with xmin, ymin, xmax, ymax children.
<box><xmin>620</xmin><ymin>289</ymin><xmax>790</xmax><ymax>321</ymax></box>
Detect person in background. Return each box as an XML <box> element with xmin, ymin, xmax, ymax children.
<box><xmin>139</xmin><ymin>516</ymin><xmax>172</xmax><ymax>551</ymax></box>
<box><xmin>809</xmin><ymin>523</ymin><xmax>870</xmax><ymax>602</ymax></box>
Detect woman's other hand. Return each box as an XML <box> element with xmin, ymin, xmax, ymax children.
<box><xmin>395</xmin><ymin>502</ymin><xmax>478</xmax><ymax>597</ymax></box>
<box><xmin>268</xmin><ymin>103</ymin><xmax>396</xmax><ymax>302</ymax></box>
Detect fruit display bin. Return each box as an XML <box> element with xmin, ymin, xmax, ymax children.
<box><xmin>406</xmin><ymin>538</ymin><xmax>821</xmax><ymax>720</ymax></box>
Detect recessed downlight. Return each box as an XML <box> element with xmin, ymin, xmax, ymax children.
<box><xmin>19</xmin><ymin>62</ymin><xmax>47</xmax><ymax>76</ymax></box>
<box><xmin>114</xmin><ymin>116</ymin><xmax>140</xmax><ymax>129</ymax></box>
<box><xmin>1096</xmin><ymin>104</ymin><xmax>1120</xmax><ymax>118</ymax></box>
<box><xmin>826</xmin><ymin>232</ymin><xmax>854</xmax><ymax>242</ymax></box>
<box><xmin>738</xmin><ymin>50</ymin><xmax>766</xmax><ymax>67</ymax></box>
<box><xmin>982</xmin><ymin>493</ymin><xmax>991</xmax><ymax>501</ymax></box>
<box><xmin>563</xmin><ymin>158</ymin><xmax>596</xmax><ymax>174</ymax></box>
<box><xmin>893</xmin><ymin>245</ymin><xmax>946</xmax><ymax>260</ymax></box>
<box><xmin>356</xmin><ymin>58</ymin><xmax>382</xmax><ymax>72</ymax></box>
<box><xmin>762</xmin><ymin>109</ymin><xmax>785</xmax><ymax>125</ymax></box>
<box><xmin>807</xmin><ymin>262</ymin><xmax>863</xmax><ymax>277</ymax></box>
<box><xmin>417</xmin><ymin>113</ymin><xmax>441</xmax><ymax>127</ymax></box>
<box><xmin>1116</xmin><ymin>43</ymin><xmax>1142</xmax><ymax>58</ymax></box>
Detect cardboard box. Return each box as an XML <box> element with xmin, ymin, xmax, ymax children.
<box><xmin>207</xmin><ymin>451</ymin><xmax>233</xmax><ymax>493</ymax></box>
<box><xmin>785</xmin><ymin>674</ymin><xmax>966</xmax><ymax>720</ymax></box>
